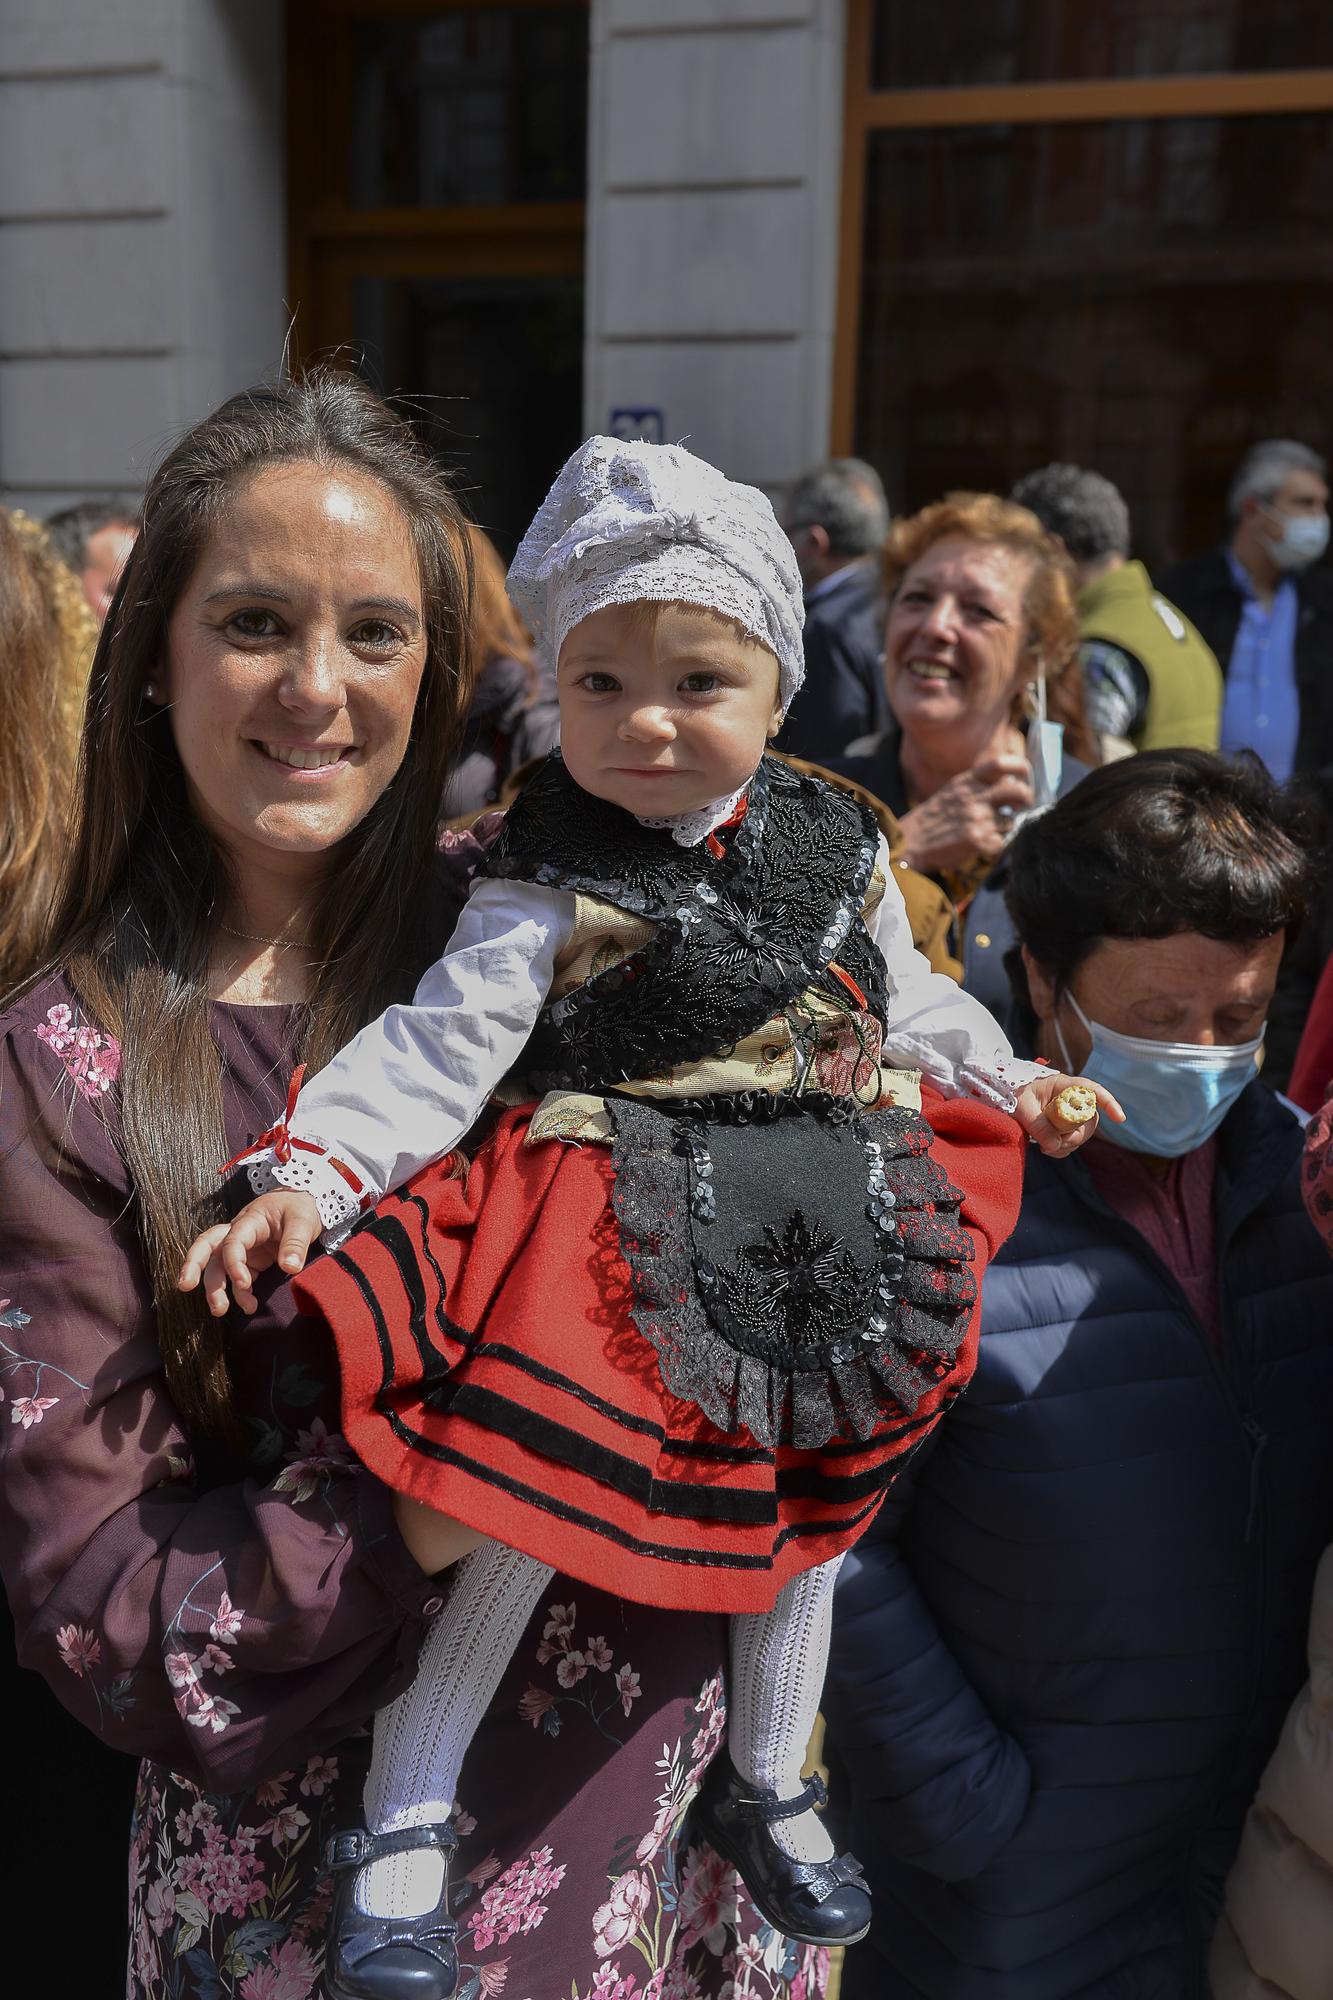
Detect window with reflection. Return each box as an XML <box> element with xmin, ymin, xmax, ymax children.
<box><xmin>871</xmin><ymin>0</ymin><xmax>1333</xmax><ymax>89</ymax></box>
<box><xmin>854</xmin><ymin>113</ymin><xmax>1333</xmax><ymax>564</ymax></box>
<box><xmin>351</xmin><ymin>8</ymin><xmax>588</xmax><ymax>208</ymax></box>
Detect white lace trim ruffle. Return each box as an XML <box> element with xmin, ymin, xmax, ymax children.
<box><xmin>881</xmin><ymin>1035</ymin><xmax>1046</xmax><ymax>1113</ymax></box>
<box><xmin>634</xmin><ymin>781</ymin><xmax>749</xmax><ymax>848</ymax></box>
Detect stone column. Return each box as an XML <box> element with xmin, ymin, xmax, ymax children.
<box><xmin>0</xmin><ymin>0</ymin><xmax>285</xmax><ymax>511</ymax></box>
<box><xmin>584</xmin><ymin>0</ymin><xmax>847</xmax><ymax>495</ymax></box>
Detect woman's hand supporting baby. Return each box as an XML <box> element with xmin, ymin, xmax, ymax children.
<box><xmin>1014</xmin><ymin>1071</ymin><xmax>1124</xmax><ymax>1159</ymax></box>
<box><xmin>179</xmin><ymin>1192</ymin><xmax>324</xmax><ymax>1316</ymax></box>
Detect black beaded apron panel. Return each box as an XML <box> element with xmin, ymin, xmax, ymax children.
<box><xmin>605</xmin><ymin>1093</ymin><xmax>977</xmax><ymax>1452</ymax></box>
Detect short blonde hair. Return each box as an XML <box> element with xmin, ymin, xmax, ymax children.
<box><xmin>883</xmin><ymin>492</ymin><xmax>1097</xmax><ymax>764</ymax></box>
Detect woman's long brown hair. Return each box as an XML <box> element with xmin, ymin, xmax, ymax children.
<box><xmin>0</xmin><ymin>511</ymin><xmax>96</xmax><ymax>987</ymax></box>
<box><xmin>46</xmin><ymin>369</ymin><xmax>474</xmax><ymax>1437</ymax></box>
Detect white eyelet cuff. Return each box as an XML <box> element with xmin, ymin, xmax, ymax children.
<box><xmin>246</xmin><ymin>1143</ymin><xmax>375</xmax><ymax>1244</ymax></box>
<box><xmin>957</xmin><ymin>1054</ymin><xmax>1048</xmax><ymax>1114</ymax></box>
<box><xmin>879</xmin><ymin>1031</ymin><xmax>1048</xmax><ymax>1115</ymax></box>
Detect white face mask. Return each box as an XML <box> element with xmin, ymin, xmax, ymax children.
<box><xmin>1262</xmin><ymin>511</ymin><xmax>1330</xmax><ymax>572</ymax></box>
<box><xmin>1026</xmin><ymin>667</ymin><xmax>1063</xmax><ymax>811</ymax></box>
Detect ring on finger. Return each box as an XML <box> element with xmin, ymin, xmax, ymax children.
<box><xmin>994</xmin><ymin>803</ymin><xmax>1017</xmax><ymax>828</ymax></box>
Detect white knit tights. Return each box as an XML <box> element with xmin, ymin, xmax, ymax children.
<box><xmin>356</xmin><ymin>1545</ymin><xmax>554</xmax><ymax>1919</ymax></box>
<box><xmin>727</xmin><ymin>1555</ymin><xmax>844</xmax><ymax>1864</ymax></box>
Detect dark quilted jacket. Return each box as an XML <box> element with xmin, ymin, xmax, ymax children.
<box><xmin>825</xmin><ymin>1080</ymin><xmax>1333</xmax><ymax>1999</ymax></box>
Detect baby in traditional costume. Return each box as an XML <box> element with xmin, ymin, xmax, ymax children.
<box><xmin>183</xmin><ymin>438</ymin><xmax>1112</xmax><ymax>2000</ymax></box>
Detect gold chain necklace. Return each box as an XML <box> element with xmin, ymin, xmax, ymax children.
<box><xmin>219</xmin><ymin>923</ymin><xmax>313</xmax><ymax>950</ymax></box>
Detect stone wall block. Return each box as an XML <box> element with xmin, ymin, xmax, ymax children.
<box><xmin>0</xmin><ymin>74</ymin><xmax>169</xmax><ymax>216</ymax></box>
<box><xmin>600</xmin><ymin>187</ymin><xmax>808</xmax><ymax>338</ymax></box>
<box><xmin>604</xmin><ymin>27</ymin><xmax>811</xmax><ymax>186</ymax></box>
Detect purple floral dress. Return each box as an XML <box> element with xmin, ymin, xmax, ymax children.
<box><xmin>0</xmin><ymin>973</ymin><xmax>830</xmax><ymax>2000</ymax></box>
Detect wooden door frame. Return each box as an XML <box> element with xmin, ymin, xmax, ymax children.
<box><xmin>831</xmin><ymin>0</ymin><xmax>1333</xmax><ymax>451</ymax></box>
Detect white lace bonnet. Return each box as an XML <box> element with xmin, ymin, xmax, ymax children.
<box><xmin>506</xmin><ymin>436</ymin><xmax>806</xmax><ymax>712</ymax></box>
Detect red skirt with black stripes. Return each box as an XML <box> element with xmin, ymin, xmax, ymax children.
<box><xmin>293</xmin><ymin>1086</ymin><xmax>1024</xmax><ymax>1614</ymax></box>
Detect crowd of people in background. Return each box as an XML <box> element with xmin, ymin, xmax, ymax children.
<box><xmin>6</xmin><ymin>394</ymin><xmax>1333</xmax><ymax>2000</ymax></box>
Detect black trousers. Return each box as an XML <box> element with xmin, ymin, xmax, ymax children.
<box><xmin>3</xmin><ymin>1591</ymin><xmax>137</xmax><ymax>1998</ymax></box>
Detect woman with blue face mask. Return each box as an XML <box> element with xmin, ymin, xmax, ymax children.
<box><xmin>824</xmin><ymin>749</ymin><xmax>1333</xmax><ymax>2000</ymax></box>
<box><xmin>1039</xmin><ymin>938</ymin><xmax>1272</xmax><ymax>1161</ymax></box>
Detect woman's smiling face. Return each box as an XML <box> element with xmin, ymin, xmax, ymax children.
<box><xmin>160</xmin><ymin>460</ymin><xmax>429</xmax><ymax>873</ymax></box>
<box><xmin>884</xmin><ymin>533</ymin><xmax>1037</xmax><ymax>748</ymax></box>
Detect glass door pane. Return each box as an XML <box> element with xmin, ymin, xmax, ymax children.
<box><xmin>855</xmin><ymin>112</ymin><xmax>1333</xmax><ymax>564</ymax></box>
<box><xmin>351</xmin><ymin>8</ymin><xmax>588</xmax><ymax>208</ymax></box>
<box><xmin>355</xmin><ymin>272</ymin><xmax>584</xmax><ymax>555</ymax></box>
<box><xmin>871</xmin><ymin>0</ymin><xmax>1333</xmax><ymax>88</ymax></box>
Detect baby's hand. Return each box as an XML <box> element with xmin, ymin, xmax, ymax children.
<box><xmin>1014</xmin><ymin>1071</ymin><xmax>1124</xmax><ymax>1159</ymax></box>
<box><xmin>178</xmin><ymin>1191</ymin><xmax>323</xmax><ymax>1317</ymax></box>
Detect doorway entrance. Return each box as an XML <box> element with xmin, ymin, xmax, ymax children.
<box><xmin>287</xmin><ymin>0</ymin><xmax>588</xmax><ymax>555</ymax></box>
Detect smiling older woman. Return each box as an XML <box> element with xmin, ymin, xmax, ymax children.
<box><xmin>0</xmin><ymin>374</ymin><xmax>790</xmax><ymax>2000</ymax></box>
<box><xmin>829</xmin><ymin>494</ymin><xmax>1100</xmax><ymax>1020</ymax></box>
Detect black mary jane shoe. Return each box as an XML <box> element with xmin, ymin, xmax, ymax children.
<box><xmin>323</xmin><ymin>1822</ymin><xmax>461</xmax><ymax>2000</ymax></box>
<box><xmin>694</xmin><ymin>1760</ymin><xmax>872</xmax><ymax>1947</ymax></box>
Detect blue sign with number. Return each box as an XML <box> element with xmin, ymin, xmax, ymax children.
<box><xmin>609</xmin><ymin>407</ymin><xmax>666</xmax><ymax>444</ymax></box>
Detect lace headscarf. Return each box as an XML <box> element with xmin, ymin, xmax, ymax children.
<box><xmin>506</xmin><ymin>436</ymin><xmax>806</xmax><ymax>713</ymax></box>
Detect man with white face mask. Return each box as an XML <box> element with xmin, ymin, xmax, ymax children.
<box><xmin>1159</xmin><ymin>439</ymin><xmax>1333</xmax><ymax>785</ymax></box>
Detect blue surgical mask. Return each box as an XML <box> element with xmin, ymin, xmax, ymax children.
<box><xmin>1054</xmin><ymin>992</ymin><xmax>1263</xmax><ymax>1158</ymax></box>
<box><xmin>1263</xmin><ymin>511</ymin><xmax>1330</xmax><ymax>572</ymax></box>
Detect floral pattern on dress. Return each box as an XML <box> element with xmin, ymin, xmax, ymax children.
<box><xmin>0</xmin><ymin>1295</ymin><xmax>89</xmax><ymax>1434</ymax></box>
<box><xmin>130</xmin><ymin>1638</ymin><xmax>827</xmax><ymax>2000</ymax></box>
<box><xmin>34</xmin><ymin>1000</ymin><xmax>121</xmax><ymax>1098</ymax></box>
<box><xmin>271</xmin><ymin>1419</ymin><xmax>356</xmax><ymax>1504</ymax></box>
<box><xmin>1</xmin><ymin>1294</ymin><xmax>137</xmax><ymax>1724</ymax></box>
<box><xmin>161</xmin><ymin>1581</ymin><xmax>247</xmax><ymax>1740</ymax></box>
<box><xmin>54</xmin><ymin>1616</ymin><xmax>138</xmax><ymax>1729</ymax></box>
<box><xmin>563</xmin><ymin>1663</ymin><xmax>831</xmax><ymax>2000</ymax></box>
<box><xmin>130</xmin><ymin>1757</ymin><xmax>336</xmax><ymax>2000</ymax></box>
<box><xmin>518</xmin><ymin>1600</ymin><xmax>643</xmax><ymax>1740</ymax></box>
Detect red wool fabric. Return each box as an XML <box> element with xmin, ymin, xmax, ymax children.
<box><xmin>295</xmin><ymin>1083</ymin><xmax>1024</xmax><ymax>1615</ymax></box>
<box><xmin>1291</xmin><ymin>951</ymin><xmax>1333</xmax><ymax>1112</ymax></box>
<box><xmin>1301</xmin><ymin>1082</ymin><xmax>1333</xmax><ymax>1252</ymax></box>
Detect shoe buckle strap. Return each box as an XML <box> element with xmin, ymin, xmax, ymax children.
<box><xmin>734</xmin><ymin>1771</ymin><xmax>829</xmax><ymax>1824</ymax></box>
<box><xmin>323</xmin><ymin>1820</ymin><xmax>458</xmax><ymax>1874</ymax></box>
<box><xmin>324</xmin><ymin>1829</ymin><xmax>371</xmax><ymax>1871</ymax></box>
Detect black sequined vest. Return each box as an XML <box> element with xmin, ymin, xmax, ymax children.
<box><xmin>480</xmin><ymin>752</ymin><xmax>887</xmax><ymax>1093</ymax></box>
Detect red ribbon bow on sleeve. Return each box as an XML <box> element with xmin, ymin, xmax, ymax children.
<box><xmin>219</xmin><ymin>1064</ymin><xmax>307</xmax><ymax>1176</ymax></box>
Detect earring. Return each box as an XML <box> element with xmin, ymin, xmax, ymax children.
<box><xmin>143</xmin><ymin>681</ymin><xmax>159</xmax><ymax>703</ymax></box>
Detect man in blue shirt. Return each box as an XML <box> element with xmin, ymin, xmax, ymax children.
<box><xmin>1160</xmin><ymin>441</ymin><xmax>1333</xmax><ymax>1090</ymax></box>
<box><xmin>1159</xmin><ymin>439</ymin><xmax>1333</xmax><ymax>784</ymax></box>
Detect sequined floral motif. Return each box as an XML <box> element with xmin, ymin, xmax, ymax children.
<box><xmin>608</xmin><ymin>1093</ymin><xmax>975</xmax><ymax>1449</ymax></box>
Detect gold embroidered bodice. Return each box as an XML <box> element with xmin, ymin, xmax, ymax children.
<box><xmin>504</xmin><ymin>852</ymin><xmax>922</xmax><ymax>1144</ymax></box>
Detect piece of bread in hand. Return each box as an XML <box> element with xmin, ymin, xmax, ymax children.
<box><xmin>1047</xmin><ymin>1083</ymin><xmax>1098</xmax><ymax>1133</ymax></box>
